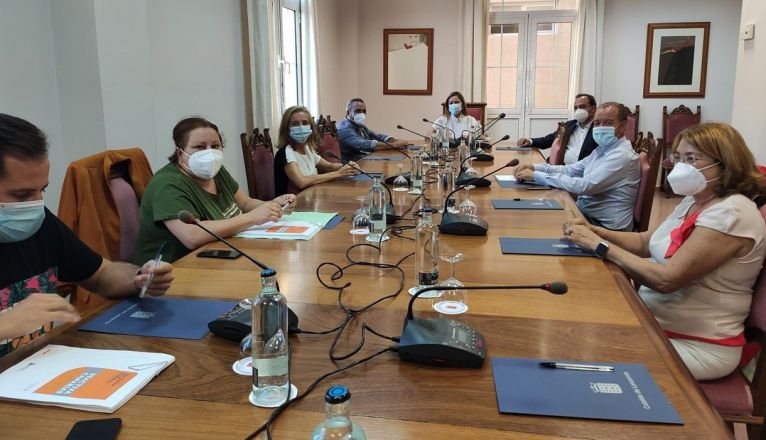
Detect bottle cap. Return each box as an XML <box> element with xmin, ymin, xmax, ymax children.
<box><xmin>325</xmin><ymin>385</ymin><xmax>351</xmax><ymax>404</ymax></box>
<box><xmin>260</xmin><ymin>268</ymin><xmax>277</xmax><ymax>277</ymax></box>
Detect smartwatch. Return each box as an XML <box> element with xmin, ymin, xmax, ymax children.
<box><xmin>594</xmin><ymin>241</ymin><xmax>610</xmax><ymax>259</ymax></box>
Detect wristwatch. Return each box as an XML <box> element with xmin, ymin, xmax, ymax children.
<box><xmin>594</xmin><ymin>241</ymin><xmax>610</xmax><ymax>260</ymax></box>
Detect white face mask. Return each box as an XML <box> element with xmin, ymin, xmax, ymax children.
<box><xmin>0</xmin><ymin>199</ymin><xmax>45</xmax><ymax>243</ymax></box>
<box><xmin>573</xmin><ymin>108</ymin><xmax>589</xmax><ymax>124</ymax></box>
<box><xmin>352</xmin><ymin>113</ymin><xmax>366</xmax><ymax>125</ymax></box>
<box><xmin>179</xmin><ymin>148</ymin><xmax>224</xmax><ymax>180</ymax></box>
<box><xmin>667</xmin><ymin>162</ymin><xmax>720</xmax><ymax>196</ymax></box>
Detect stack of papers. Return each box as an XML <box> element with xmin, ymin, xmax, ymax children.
<box><xmin>494</xmin><ymin>175</ymin><xmax>551</xmax><ymax>190</ymax></box>
<box><xmin>280</xmin><ymin>211</ymin><xmax>338</xmax><ymax>228</ymax></box>
<box><xmin>237</xmin><ymin>220</ymin><xmax>321</xmax><ymax>240</ymax></box>
<box><xmin>0</xmin><ymin>345</ymin><xmax>174</xmax><ymax>413</ymax></box>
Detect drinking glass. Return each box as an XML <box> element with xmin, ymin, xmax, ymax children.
<box><xmin>350</xmin><ymin>195</ymin><xmax>370</xmax><ymax>235</ymax></box>
<box><xmin>433</xmin><ymin>253</ymin><xmax>467</xmax><ymax>315</ymax></box>
<box><xmin>393</xmin><ymin>164</ymin><xmax>409</xmax><ymax>192</ymax></box>
<box><xmin>464</xmin><ymin>156</ymin><xmax>477</xmax><ymax>176</ymax></box>
<box><xmin>458</xmin><ymin>185</ymin><xmax>477</xmax><ymax>217</ymax></box>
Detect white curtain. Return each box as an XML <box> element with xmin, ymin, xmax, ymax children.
<box><xmin>300</xmin><ymin>0</ymin><xmax>320</xmax><ymax>116</ymax></box>
<box><xmin>246</xmin><ymin>0</ymin><xmax>281</xmax><ymax>131</ymax></box>
<box><xmin>572</xmin><ymin>0</ymin><xmax>605</xmax><ymax>100</ymax></box>
<box><xmin>458</xmin><ymin>0</ymin><xmax>488</xmax><ymax>102</ymax></box>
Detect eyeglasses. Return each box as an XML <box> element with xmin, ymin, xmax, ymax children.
<box><xmin>670</xmin><ymin>153</ymin><xmax>706</xmax><ymax>165</ymax></box>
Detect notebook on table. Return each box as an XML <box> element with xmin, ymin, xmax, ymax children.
<box><xmin>494</xmin><ymin>175</ymin><xmax>551</xmax><ymax>190</ymax></box>
<box><xmin>345</xmin><ymin>172</ymin><xmax>384</xmax><ymax>181</ymax></box>
<box><xmin>492</xmin><ymin>199</ymin><xmax>563</xmax><ymax>210</ymax></box>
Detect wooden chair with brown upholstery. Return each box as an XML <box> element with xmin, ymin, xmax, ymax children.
<box><xmin>698</xmin><ymin>202</ymin><xmax>766</xmax><ymax>439</ymax></box>
<box><xmin>625</xmin><ymin>105</ymin><xmax>640</xmax><ymax>144</ymax></box>
<box><xmin>440</xmin><ymin>102</ymin><xmax>488</xmax><ymax>127</ymax></box>
<box><xmin>660</xmin><ymin>105</ymin><xmax>701</xmax><ymax>197</ymax></box>
<box><xmin>547</xmin><ymin>121</ymin><xmax>567</xmax><ymax>165</ymax></box>
<box><xmin>240</xmin><ymin>128</ymin><xmax>275</xmax><ymax>200</ymax></box>
<box><xmin>316</xmin><ymin>115</ymin><xmax>341</xmax><ymax>163</ymax></box>
<box><xmin>633</xmin><ymin>132</ymin><xmax>662</xmax><ymax>232</ymax></box>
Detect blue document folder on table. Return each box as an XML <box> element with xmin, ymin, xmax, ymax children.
<box><xmin>495</xmin><ymin>146</ymin><xmax>533</xmax><ymax>152</ymax></box>
<box><xmin>345</xmin><ymin>172</ymin><xmax>383</xmax><ymax>181</ymax></box>
<box><xmin>491</xmin><ymin>357</ymin><xmax>683</xmax><ymax>424</ymax></box>
<box><xmin>494</xmin><ymin>175</ymin><xmax>551</xmax><ymax>190</ymax></box>
<box><xmin>492</xmin><ymin>199</ymin><xmax>563</xmax><ymax>210</ymax></box>
<box><xmin>499</xmin><ymin>237</ymin><xmax>594</xmax><ymax>257</ymax></box>
<box><xmin>79</xmin><ymin>297</ymin><xmax>238</xmax><ymax>339</ymax></box>
<box><xmin>324</xmin><ymin>214</ymin><xmax>344</xmax><ymax>229</ymax></box>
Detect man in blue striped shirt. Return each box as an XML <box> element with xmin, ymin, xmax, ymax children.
<box><xmin>515</xmin><ymin>102</ymin><xmax>640</xmax><ymax>231</ymax></box>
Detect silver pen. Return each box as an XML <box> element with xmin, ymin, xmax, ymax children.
<box><xmin>539</xmin><ymin>362</ymin><xmax>614</xmax><ymax>372</ymax></box>
<box><xmin>139</xmin><ymin>241</ymin><xmax>166</xmax><ymax>298</ymax></box>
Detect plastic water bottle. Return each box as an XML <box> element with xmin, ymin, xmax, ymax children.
<box><xmin>415</xmin><ymin>207</ymin><xmax>439</xmax><ymax>287</ymax></box>
<box><xmin>410</xmin><ymin>150</ymin><xmax>424</xmax><ymax>194</ymax></box>
<box><xmin>367</xmin><ymin>177</ymin><xmax>387</xmax><ymax>242</ymax></box>
<box><xmin>250</xmin><ymin>268</ymin><xmax>289</xmax><ymax>407</ymax></box>
<box><xmin>311</xmin><ymin>385</ymin><xmax>366</xmax><ymax>440</ymax></box>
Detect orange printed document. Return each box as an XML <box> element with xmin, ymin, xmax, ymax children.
<box><xmin>0</xmin><ymin>345</ymin><xmax>174</xmax><ymax>412</ymax></box>
<box><xmin>265</xmin><ymin>225</ymin><xmax>310</xmax><ymax>234</ymax></box>
<box><xmin>237</xmin><ymin>220</ymin><xmax>321</xmax><ymax>240</ymax></box>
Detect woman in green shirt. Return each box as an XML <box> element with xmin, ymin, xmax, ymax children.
<box><xmin>133</xmin><ymin>117</ymin><xmax>295</xmax><ymax>263</ymax></box>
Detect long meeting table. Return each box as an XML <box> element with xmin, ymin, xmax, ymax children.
<box><xmin>0</xmin><ymin>145</ymin><xmax>732</xmax><ymax>439</ymax></box>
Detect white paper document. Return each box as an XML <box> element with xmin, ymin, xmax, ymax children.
<box><xmin>0</xmin><ymin>345</ymin><xmax>174</xmax><ymax>413</ymax></box>
<box><xmin>236</xmin><ymin>220</ymin><xmax>321</xmax><ymax>240</ymax></box>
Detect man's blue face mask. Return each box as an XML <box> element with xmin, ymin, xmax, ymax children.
<box><xmin>0</xmin><ymin>199</ymin><xmax>45</xmax><ymax>243</ymax></box>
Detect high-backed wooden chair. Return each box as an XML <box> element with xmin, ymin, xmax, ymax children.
<box><xmin>440</xmin><ymin>102</ymin><xmax>488</xmax><ymax>127</ymax></box>
<box><xmin>698</xmin><ymin>203</ymin><xmax>766</xmax><ymax>439</ymax></box>
<box><xmin>240</xmin><ymin>128</ymin><xmax>275</xmax><ymax>200</ymax></box>
<box><xmin>316</xmin><ymin>114</ymin><xmax>341</xmax><ymax>163</ymax></box>
<box><xmin>660</xmin><ymin>105</ymin><xmax>701</xmax><ymax>197</ymax></box>
<box><xmin>633</xmin><ymin>132</ymin><xmax>662</xmax><ymax>232</ymax></box>
<box><xmin>548</xmin><ymin>121</ymin><xmax>567</xmax><ymax>165</ymax></box>
<box><xmin>625</xmin><ymin>105</ymin><xmax>640</xmax><ymax>144</ymax></box>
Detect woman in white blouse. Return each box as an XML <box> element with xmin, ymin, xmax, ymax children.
<box><xmin>274</xmin><ymin>106</ymin><xmax>356</xmax><ymax>196</ymax></box>
<box><xmin>563</xmin><ymin>122</ymin><xmax>766</xmax><ymax>380</ymax></box>
<box><xmin>431</xmin><ymin>91</ymin><xmax>481</xmax><ymax>143</ymax></box>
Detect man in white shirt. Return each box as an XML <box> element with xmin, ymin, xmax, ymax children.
<box><xmin>515</xmin><ymin>102</ymin><xmax>640</xmax><ymax>230</ymax></box>
<box><xmin>517</xmin><ymin>93</ymin><xmax>598</xmax><ymax>165</ymax></box>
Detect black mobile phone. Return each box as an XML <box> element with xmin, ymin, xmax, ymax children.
<box><xmin>66</xmin><ymin>418</ymin><xmax>122</xmax><ymax>440</ymax></box>
<box><xmin>197</xmin><ymin>249</ymin><xmax>242</xmax><ymax>259</ymax></box>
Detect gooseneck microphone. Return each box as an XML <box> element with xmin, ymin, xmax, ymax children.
<box><xmin>177</xmin><ymin>210</ymin><xmax>300</xmax><ymax>334</ymax></box>
<box><xmin>440</xmin><ymin>159</ymin><xmax>519</xmax><ymax>236</ymax></box>
<box><xmin>323</xmin><ymin>151</ymin><xmax>399</xmax><ymax>223</ymax></box>
<box><xmin>469</xmin><ymin>134</ymin><xmax>510</xmax><ymax>163</ymax></box>
<box><xmin>481</xmin><ymin>112</ymin><xmax>506</xmax><ymax>135</ymax></box>
<box><xmin>397</xmin><ymin>281</ymin><xmax>567</xmax><ymax>368</ymax></box>
<box><xmin>372</xmin><ymin>137</ymin><xmax>414</xmax><ymax>186</ymax></box>
<box><xmin>397</xmin><ymin>124</ymin><xmax>430</xmax><ymax>141</ymax></box>
<box><xmin>423</xmin><ymin>117</ymin><xmax>457</xmax><ymax>139</ymax></box>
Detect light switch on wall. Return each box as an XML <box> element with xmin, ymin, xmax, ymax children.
<box><xmin>741</xmin><ymin>24</ymin><xmax>755</xmax><ymax>41</ymax></box>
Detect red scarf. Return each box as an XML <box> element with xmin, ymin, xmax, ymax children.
<box><xmin>664</xmin><ymin>211</ymin><xmax>702</xmax><ymax>258</ymax></box>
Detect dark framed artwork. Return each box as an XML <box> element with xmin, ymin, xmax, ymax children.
<box><xmin>383</xmin><ymin>28</ymin><xmax>434</xmax><ymax>95</ymax></box>
<box><xmin>643</xmin><ymin>22</ymin><xmax>710</xmax><ymax>98</ymax></box>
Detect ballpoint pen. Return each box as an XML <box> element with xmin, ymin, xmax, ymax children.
<box><xmin>539</xmin><ymin>362</ymin><xmax>614</xmax><ymax>372</ymax></box>
<box><xmin>139</xmin><ymin>241</ymin><xmax>166</xmax><ymax>298</ymax></box>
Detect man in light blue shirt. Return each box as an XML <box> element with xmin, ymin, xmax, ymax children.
<box><xmin>515</xmin><ymin>102</ymin><xmax>640</xmax><ymax>230</ymax></box>
<box><xmin>336</xmin><ymin>98</ymin><xmax>408</xmax><ymax>161</ymax></box>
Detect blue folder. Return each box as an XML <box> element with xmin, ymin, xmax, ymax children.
<box><xmin>495</xmin><ymin>146</ymin><xmax>533</xmax><ymax>152</ymax></box>
<box><xmin>494</xmin><ymin>176</ymin><xmax>551</xmax><ymax>190</ymax></box>
<box><xmin>324</xmin><ymin>214</ymin><xmax>344</xmax><ymax>230</ymax></box>
<box><xmin>345</xmin><ymin>172</ymin><xmax>384</xmax><ymax>181</ymax></box>
<box><xmin>79</xmin><ymin>297</ymin><xmax>238</xmax><ymax>340</ymax></box>
<box><xmin>492</xmin><ymin>199</ymin><xmax>563</xmax><ymax>210</ymax></box>
<box><xmin>491</xmin><ymin>357</ymin><xmax>683</xmax><ymax>424</ymax></box>
<box><xmin>359</xmin><ymin>155</ymin><xmax>405</xmax><ymax>161</ymax></box>
<box><xmin>499</xmin><ymin>237</ymin><xmax>594</xmax><ymax>257</ymax></box>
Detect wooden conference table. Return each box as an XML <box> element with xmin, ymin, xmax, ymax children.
<box><xmin>1</xmin><ymin>146</ymin><xmax>732</xmax><ymax>439</ymax></box>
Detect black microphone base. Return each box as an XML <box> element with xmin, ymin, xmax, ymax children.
<box><xmin>398</xmin><ymin>318</ymin><xmax>487</xmax><ymax>368</ymax></box>
<box><xmin>472</xmin><ymin>152</ymin><xmax>494</xmax><ymax>162</ymax></box>
<box><xmin>456</xmin><ymin>174</ymin><xmax>491</xmax><ymax>188</ymax></box>
<box><xmin>386</xmin><ymin>203</ymin><xmax>400</xmax><ymax>224</ymax></box>
<box><xmin>208</xmin><ymin>306</ymin><xmax>300</xmax><ymax>342</ymax></box>
<box><xmin>476</xmin><ymin>141</ymin><xmax>492</xmax><ymax>150</ymax></box>
<box><xmin>439</xmin><ymin>211</ymin><xmax>489</xmax><ymax>236</ymax></box>
<box><xmin>384</xmin><ymin>172</ymin><xmax>411</xmax><ymax>186</ymax></box>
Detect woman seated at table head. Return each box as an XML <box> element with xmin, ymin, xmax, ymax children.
<box><xmin>274</xmin><ymin>106</ymin><xmax>357</xmax><ymax>197</ymax></box>
<box><xmin>563</xmin><ymin>122</ymin><xmax>766</xmax><ymax>380</ymax></box>
<box><xmin>133</xmin><ymin>116</ymin><xmax>295</xmax><ymax>264</ymax></box>
<box><xmin>432</xmin><ymin>91</ymin><xmax>482</xmax><ymax>144</ymax></box>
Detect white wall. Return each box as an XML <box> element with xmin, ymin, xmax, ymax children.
<box><xmin>0</xmin><ymin>0</ymin><xmax>248</xmax><ymax>213</ymax></box>
<box><xmin>601</xmin><ymin>0</ymin><xmax>741</xmax><ymax>139</ymax></box>
<box><xmin>0</xmin><ymin>0</ymin><xmax>65</xmax><ymax>211</ymax></box>
<box><xmin>317</xmin><ymin>0</ymin><xmax>462</xmax><ymax>138</ymax></box>
<box><xmin>731</xmin><ymin>0</ymin><xmax>766</xmax><ymax>163</ymax></box>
